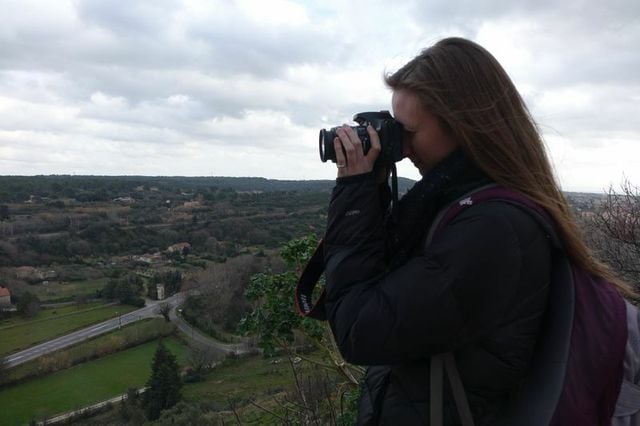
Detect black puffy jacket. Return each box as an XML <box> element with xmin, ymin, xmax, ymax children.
<box><xmin>323</xmin><ymin>158</ymin><xmax>552</xmax><ymax>425</ymax></box>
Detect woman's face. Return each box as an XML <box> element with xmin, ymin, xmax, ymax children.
<box><xmin>392</xmin><ymin>89</ymin><xmax>458</xmax><ymax>176</ymax></box>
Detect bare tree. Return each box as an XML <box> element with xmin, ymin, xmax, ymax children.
<box><xmin>588</xmin><ymin>179</ymin><xmax>640</xmax><ymax>289</ymax></box>
<box><xmin>187</xmin><ymin>343</ymin><xmax>221</xmax><ymax>376</ymax></box>
<box><xmin>156</xmin><ymin>302</ymin><xmax>172</xmax><ymax>322</ymax></box>
<box><xmin>184</xmin><ymin>253</ymin><xmax>284</xmax><ymax>332</ymax></box>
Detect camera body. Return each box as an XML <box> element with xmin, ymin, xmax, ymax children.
<box><xmin>319</xmin><ymin>111</ymin><xmax>404</xmax><ymax>166</ymax></box>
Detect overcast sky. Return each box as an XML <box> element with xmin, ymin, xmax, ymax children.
<box><xmin>0</xmin><ymin>0</ymin><xmax>638</xmax><ymax>192</ymax></box>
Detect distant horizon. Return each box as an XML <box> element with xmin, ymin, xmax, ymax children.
<box><xmin>0</xmin><ymin>173</ymin><xmax>610</xmax><ymax>195</ymax></box>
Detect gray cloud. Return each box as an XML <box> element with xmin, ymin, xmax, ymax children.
<box><xmin>0</xmin><ymin>0</ymin><xmax>638</xmax><ymax>190</ymax></box>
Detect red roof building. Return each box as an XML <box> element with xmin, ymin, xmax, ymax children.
<box><xmin>0</xmin><ymin>287</ymin><xmax>11</xmax><ymax>308</ymax></box>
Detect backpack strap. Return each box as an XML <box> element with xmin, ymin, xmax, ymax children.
<box><xmin>613</xmin><ymin>300</ymin><xmax>640</xmax><ymax>421</ymax></box>
<box><xmin>429</xmin><ymin>352</ymin><xmax>475</xmax><ymax>426</ymax></box>
<box><xmin>430</xmin><ymin>353</ymin><xmax>476</xmax><ymax>426</ymax></box>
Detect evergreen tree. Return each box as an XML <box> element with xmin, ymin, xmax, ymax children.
<box><xmin>143</xmin><ymin>341</ymin><xmax>182</xmax><ymax>420</ymax></box>
<box><xmin>17</xmin><ymin>291</ymin><xmax>40</xmax><ymax>318</ymax></box>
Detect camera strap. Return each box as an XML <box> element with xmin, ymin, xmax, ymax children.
<box><xmin>296</xmin><ymin>164</ymin><xmax>398</xmax><ymax>321</ymax></box>
<box><xmin>294</xmin><ymin>239</ymin><xmax>327</xmax><ymax>320</ymax></box>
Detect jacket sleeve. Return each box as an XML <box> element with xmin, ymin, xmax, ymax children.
<box><xmin>324</xmin><ymin>180</ymin><xmax>524</xmax><ymax>365</ymax></box>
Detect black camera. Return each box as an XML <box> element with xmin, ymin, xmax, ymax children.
<box><xmin>319</xmin><ymin>111</ymin><xmax>404</xmax><ymax>166</ymax></box>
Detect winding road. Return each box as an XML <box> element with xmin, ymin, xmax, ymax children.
<box><xmin>4</xmin><ymin>291</ymin><xmax>253</xmax><ymax>368</ymax></box>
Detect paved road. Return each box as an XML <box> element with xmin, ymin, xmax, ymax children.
<box><xmin>4</xmin><ymin>293</ymin><xmax>185</xmax><ymax>368</ymax></box>
<box><xmin>169</xmin><ymin>303</ymin><xmax>252</xmax><ymax>357</ymax></box>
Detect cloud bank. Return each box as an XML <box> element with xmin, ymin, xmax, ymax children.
<box><xmin>0</xmin><ymin>0</ymin><xmax>638</xmax><ymax>191</ymax></box>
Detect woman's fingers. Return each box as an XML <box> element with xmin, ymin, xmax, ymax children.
<box><xmin>333</xmin><ymin>136</ymin><xmax>348</xmax><ymax>176</ymax></box>
<box><xmin>367</xmin><ymin>125</ymin><xmax>381</xmax><ymax>159</ymax></box>
<box><xmin>336</xmin><ymin>126</ymin><xmax>362</xmax><ymax>162</ymax></box>
<box><xmin>334</xmin><ymin>124</ymin><xmax>381</xmax><ymax>177</ymax></box>
<box><xmin>342</xmin><ymin>125</ymin><xmax>365</xmax><ymax>154</ymax></box>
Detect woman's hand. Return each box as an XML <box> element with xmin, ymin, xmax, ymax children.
<box><xmin>334</xmin><ymin>124</ymin><xmax>381</xmax><ymax>178</ymax></box>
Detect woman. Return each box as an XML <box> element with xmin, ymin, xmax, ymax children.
<box><xmin>323</xmin><ymin>37</ymin><xmax>631</xmax><ymax>425</ymax></box>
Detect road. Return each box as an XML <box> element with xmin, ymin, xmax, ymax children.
<box><xmin>169</xmin><ymin>302</ymin><xmax>251</xmax><ymax>357</ymax></box>
<box><xmin>4</xmin><ymin>293</ymin><xmax>185</xmax><ymax>368</ymax></box>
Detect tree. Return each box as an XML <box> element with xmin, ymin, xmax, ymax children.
<box><xmin>184</xmin><ymin>254</ymin><xmax>270</xmax><ymax>334</ymax></box>
<box><xmin>185</xmin><ymin>343</ymin><xmax>220</xmax><ymax>382</ymax></box>
<box><xmin>156</xmin><ymin>302</ymin><xmax>171</xmax><ymax>322</ymax></box>
<box><xmin>17</xmin><ymin>291</ymin><xmax>40</xmax><ymax>318</ymax></box>
<box><xmin>143</xmin><ymin>341</ymin><xmax>182</xmax><ymax>420</ymax></box>
<box><xmin>101</xmin><ymin>274</ymin><xmax>145</xmax><ymax>307</ymax></box>
<box><xmin>119</xmin><ymin>387</ymin><xmax>146</xmax><ymax>424</ymax></box>
<box><xmin>588</xmin><ymin>179</ymin><xmax>640</xmax><ymax>290</ymax></box>
<box><xmin>151</xmin><ymin>270</ymin><xmax>182</xmax><ymax>296</ymax></box>
<box><xmin>239</xmin><ymin>235</ymin><xmax>363</xmax><ymax>423</ymax></box>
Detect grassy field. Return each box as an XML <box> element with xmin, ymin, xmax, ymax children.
<box><xmin>185</xmin><ymin>354</ymin><xmax>353</xmax><ymax>425</ymax></box>
<box><xmin>5</xmin><ymin>318</ymin><xmax>176</xmax><ymax>385</ymax></box>
<box><xmin>0</xmin><ymin>303</ymin><xmax>104</xmax><ymax>328</ymax></box>
<box><xmin>0</xmin><ymin>303</ymin><xmax>137</xmax><ymax>356</ymax></box>
<box><xmin>30</xmin><ymin>278</ymin><xmax>108</xmax><ymax>303</ymax></box>
<box><xmin>0</xmin><ymin>337</ymin><xmax>189</xmax><ymax>425</ymax></box>
<box><xmin>184</xmin><ymin>354</ymin><xmax>297</xmax><ymax>403</ymax></box>
<box><xmin>74</xmin><ymin>353</ymin><xmax>346</xmax><ymax>425</ymax></box>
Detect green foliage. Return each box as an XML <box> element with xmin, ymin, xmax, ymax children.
<box><xmin>239</xmin><ymin>235</ymin><xmax>365</xmax><ymax>423</ymax></box>
<box><xmin>239</xmin><ymin>235</ymin><xmax>325</xmax><ymax>356</ymax></box>
<box><xmin>154</xmin><ymin>401</ymin><xmax>219</xmax><ymax>425</ymax></box>
<box><xmin>16</xmin><ymin>291</ymin><xmax>40</xmax><ymax>318</ymax></box>
<box><xmin>337</xmin><ymin>386</ymin><xmax>362</xmax><ymax>425</ymax></box>
<box><xmin>100</xmin><ymin>274</ymin><xmax>145</xmax><ymax>307</ymax></box>
<box><xmin>119</xmin><ymin>387</ymin><xmax>146</xmax><ymax>424</ymax></box>
<box><xmin>143</xmin><ymin>341</ymin><xmax>183</xmax><ymax>420</ymax></box>
<box><xmin>151</xmin><ymin>270</ymin><xmax>182</xmax><ymax>296</ymax></box>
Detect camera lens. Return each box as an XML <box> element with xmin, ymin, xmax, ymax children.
<box><xmin>319</xmin><ymin>128</ymin><xmax>336</xmax><ymax>162</ymax></box>
<box><xmin>319</xmin><ymin>126</ymin><xmax>372</xmax><ymax>163</ymax></box>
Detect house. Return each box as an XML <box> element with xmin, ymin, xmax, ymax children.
<box><xmin>15</xmin><ymin>266</ymin><xmax>43</xmax><ymax>281</ymax></box>
<box><xmin>15</xmin><ymin>267</ymin><xmax>57</xmax><ymax>282</ymax></box>
<box><xmin>182</xmin><ymin>201</ymin><xmax>201</xmax><ymax>209</ymax></box>
<box><xmin>113</xmin><ymin>197</ymin><xmax>135</xmax><ymax>204</ymax></box>
<box><xmin>0</xmin><ymin>287</ymin><xmax>11</xmax><ymax>308</ymax></box>
<box><xmin>167</xmin><ymin>242</ymin><xmax>191</xmax><ymax>255</ymax></box>
<box><xmin>134</xmin><ymin>253</ymin><xmax>163</xmax><ymax>264</ymax></box>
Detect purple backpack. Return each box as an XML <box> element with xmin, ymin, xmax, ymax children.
<box><xmin>428</xmin><ymin>185</ymin><xmax>629</xmax><ymax>426</ymax></box>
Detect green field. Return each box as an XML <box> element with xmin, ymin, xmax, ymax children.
<box><xmin>30</xmin><ymin>279</ymin><xmax>108</xmax><ymax>303</ymax></box>
<box><xmin>184</xmin><ymin>354</ymin><xmax>297</xmax><ymax>403</ymax></box>
<box><xmin>5</xmin><ymin>318</ymin><xmax>176</xmax><ymax>385</ymax></box>
<box><xmin>0</xmin><ymin>337</ymin><xmax>188</xmax><ymax>425</ymax></box>
<box><xmin>73</xmin><ymin>353</ymin><xmax>341</xmax><ymax>425</ymax></box>
<box><xmin>0</xmin><ymin>303</ymin><xmax>103</xmax><ymax>329</ymax></box>
<box><xmin>0</xmin><ymin>303</ymin><xmax>137</xmax><ymax>355</ymax></box>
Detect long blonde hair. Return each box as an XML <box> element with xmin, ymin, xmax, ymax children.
<box><xmin>386</xmin><ymin>37</ymin><xmax>634</xmax><ymax>297</ymax></box>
